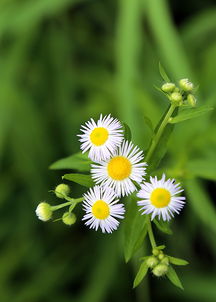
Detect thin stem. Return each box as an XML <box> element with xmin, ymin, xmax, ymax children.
<box><xmin>147</xmin><ymin>218</ymin><xmax>156</xmax><ymax>249</ymax></box>
<box><xmin>145</xmin><ymin>103</ymin><xmax>177</xmax><ymax>163</ymax></box>
<box><xmin>51</xmin><ymin>197</ymin><xmax>83</xmax><ymax>211</ymax></box>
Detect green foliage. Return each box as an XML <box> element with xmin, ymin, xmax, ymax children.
<box><xmin>166</xmin><ymin>265</ymin><xmax>184</xmax><ymax>290</ymax></box>
<box><xmin>62</xmin><ymin>173</ymin><xmax>94</xmax><ymax>187</ymax></box>
<box><xmin>169</xmin><ymin>106</ymin><xmax>214</xmax><ymax>124</ymax></box>
<box><xmin>153</xmin><ymin>219</ymin><xmax>173</xmax><ymax>235</ymax></box>
<box><xmin>133</xmin><ymin>261</ymin><xmax>148</xmax><ymax>288</ymax></box>
<box><xmin>168</xmin><ymin>256</ymin><xmax>189</xmax><ymax>266</ymax></box>
<box><xmin>50</xmin><ymin>153</ymin><xmax>92</xmax><ymax>172</ymax></box>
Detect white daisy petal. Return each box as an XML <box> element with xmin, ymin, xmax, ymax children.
<box><xmin>91</xmin><ymin>140</ymin><xmax>147</xmax><ymax>197</ymax></box>
<box><xmin>82</xmin><ymin>185</ymin><xmax>125</xmax><ymax>233</ymax></box>
<box><xmin>137</xmin><ymin>174</ymin><xmax>185</xmax><ymax>221</ymax></box>
<box><xmin>78</xmin><ymin>114</ymin><xmax>124</xmax><ymax>162</ymax></box>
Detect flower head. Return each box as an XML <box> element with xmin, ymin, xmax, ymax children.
<box><xmin>137</xmin><ymin>174</ymin><xmax>185</xmax><ymax>221</ymax></box>
<box><xmin>91</xmin><ymin>140</ymin><xmax>147</xmax><ymax>197</ymax></box>
<box><xmin>82</xmin><ymin>185</ymin><xmax>125</xmax><ymax>233</ymax></box>
<box><xmin>78</xmin><ymin>114</ymin><xmax>123</xmax><ymax>162</ymax></box>
<box><xmin>36</xmin><ymin>202</ymin><xmax>52</xmax><ymax>221</ymax></box>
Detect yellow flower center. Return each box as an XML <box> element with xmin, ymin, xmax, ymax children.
<box><xmin>90</xmin><ymin>127</ymin><xmax>109</xmax><ymax>146</ymax></box>
<box><xmin>92</xmin><ymin>200</ymin><xmax>110</xmax><ymax>219</ymax></box>
<box><xmin>107</xmin><ymin>156</ymin><xmax>132</xmax><ymax>180</ymax></box>
<box><xmin>150</xmin><ymin>188</ymin><xmax>171</xmax><ymax>208</ymax></box>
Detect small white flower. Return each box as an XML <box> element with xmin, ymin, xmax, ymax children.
<box><xmin>82</xmin><ymin>186</ymin><xmax>125</xmax><ymax>233</ymax></box>
<box><xmin>91</xmin><ymin>140</ymin><xmax>147</xmax><ymax>197</ymax></box>
<box><xmin>36</xmin><ymin>202</ymin><xmax>52</xmax><ymax>221</ymax></box>
<box><xmin>137</xmin><ymin>174</ymin><xmax>185</xmax><ymax>221</ymax></box>
<box><xmin>78</xmin><ymin>114</ymin><xmax>124</xmax><ymax>162</ymax></box>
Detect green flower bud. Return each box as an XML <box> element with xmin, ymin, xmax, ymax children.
<box><xmin>161</xmin><ymin>83</ymin><xmax>175</xmax><ymax>93</ymax></box>
<box><xmin>179</xmin><ymin>78</ymin><xmax>194</xmax><ymax>92</ymax></box>
<box><xmin>36</xmin><ymin>202</ymin><xmax>52</xmax><ymax>221</ymax></box>
<box><xmin>187</xmin><ymin>94</ymin><xmax>196</xmax><ymax>107</ymax></box>
<box><xmin>62</xmin><ymin>212</ymin><xmax>76</xmax><ymax>226</ymax></box>
<box><xmin>170</xmin><ymin>92</ymin><xmax>183</xmax><ymax>104</ymax></box>
<box><xmin>152</xmin><ymin>248</ymin><xmax>160</xmax><ymax>256</ymax></box>
<box><xmin>152</xmin><ymin>264</ymin><xmax>168</xmax><ymax>277</ymax></box>
<box><xmin>146</xmin><ymin>256</ymin><xmax>159</xmax><ymax>268</ymax></box>
<box><xmin>55</xmin><ymin>184</ymin><xmax>70</xmax><ymax>199</ymax></box>
<box><xmin>161</xmin><ymin>256</ymin><xmax>169</xmax><ymax>265</ymax></box>
<box><xmin>158</xmin><ymin>252</ymin><xmax>165</xmax><ymax>260</ymax></box>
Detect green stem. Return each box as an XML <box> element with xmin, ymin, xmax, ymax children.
<box><xmin>147</xmin><ymin>218</ymin><xmax>156</xmax><ymax>249</ymax></box>
<box><xmin>145</xmin><ymin>103</ymin><xmax>177</xmax><ymax>163</ymax></box>
<box><xmin>51</xmin><ymin>197</ymin><xmax>83</xmax><ymax>211</ymax></box>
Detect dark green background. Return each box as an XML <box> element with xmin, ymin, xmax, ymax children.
<box><xmin>0</xmin><ymin>0</ymin><xmax>216</xmax><ymax>301</ymax></box>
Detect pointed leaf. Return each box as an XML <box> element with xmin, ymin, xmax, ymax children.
<box><xmin>124</xmin><ymin>198</ymin><xmax>148</xmax><ymax>263</ymax></box>
<box><xmin>62</xmin><ymin>173</ymin><xmax>94</xmax><ymax>187</ymax></box>
<box><xmin>133</xmin><ymin>261</ymin><xmax>148</xmax><ymax>288</ymax></box>
<box><xmin>166</xmin><ymin>265</ymin><xmax>184</xmax><ymax>290</ymax></box>
<box><xmin>153</xmin><ymin>219</ymin><xmax>173</xmax><ymax>235</ymax></box>
<box><xmin>50</xmin><ymin>152</ymin><xmax>91</xmax><ymax>172</ymax></box>
<box><xmin>169</xmin><ymin>256</ymin><xmax>189</xmax><ymax>266</ymax></box>
<box><xmin>169</xmin><ymin>106</ymin><xmax>213</xmax><ymax>124</ymax></box>
<box><xmin>159</xmin><ymin>62</ymin><xmax>171</xmax><ymax>82</ymax></box>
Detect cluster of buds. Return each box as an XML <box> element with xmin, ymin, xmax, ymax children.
<box><xmin>35</xmin><ymin>183</ymin><xmax>80</xmax><ymax>226</ymax></box>
<box><xmin>146</xmin><ymin>247</ymin><xmax>169</xmax><ymax>277</ymax></box>
<box><xmin>161</xmin><ymin>78</ymin><xmax>196</xmax><ymax>107</ymax></box>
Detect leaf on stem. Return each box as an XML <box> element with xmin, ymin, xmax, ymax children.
<box><xmin>62</xmin><ymin>173</ymin><xmax>94</xmax><ymax>187</ymax></box>
<box><xmin>133</xmin><ymin>261</ymin><xmax>148</xmax><ymax>288</ymax></box>
<box><xmin>166</xmin><ymin>265</ymin><xmax>184</xmax><ymax>290</ymax></box>
<box><xmin>159</xmin><ymin>62</ymin><xmax>171</xmax><ymax>82</ymax></box>
<box><xmin>168</xmin><ymin>256</ymin><xmax>189</xmax><ymax>266</ymax></box>
<box><xmin>153</xmin><ymin>219</ymin><xmax>173</xmax><ymax>235</ymax></box>
<box><xmin>169</xmin><ymin>106</ymin><xmax>213</xmax><ymax>124</ymax></box>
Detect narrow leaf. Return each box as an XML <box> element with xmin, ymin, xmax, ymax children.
<box><xmin>153</xmin><ymin>219</ymin><xmax>173</xmax><ymax>235</ymax></box>
<box><xmin>187</xmin><ymin>159</ymin><xmax>216</xmax><ymax>181</ymax></box>
<box><xmin>169</xmin><ymin>256</ymin><xmax>189</xmax><ymax>266</ymax></box>
<box><xmin>50</xmin><ymin>152</ymin><xmax>92</xmax><ymax>172</ymax></box>
<box><xmin>124</xmin><ymin>198</ymin><xmax>148</xmax><ymax>263</ymax></box>
<box><xmin>169</xmin><ymin>106</ymin><xmax>213</xmax><ymax>124</ymax></box>
<box><xmin>133</xmin><ymin>261</ymin><xmax>148</xmax><ymax>288</ymax></box>
<box><xmin>166</xmin><ymin>265</ymin><xmax>184</xmax><ymax>290</ymax></box>
<box><xmin>62</xmin><ymin>173</ymin><xmax>94</xmax><ymax>187</ymax></box>
<box><xmin>123</xmin><ymin>122</ymin><xmax>132</xmax><ymax>141</ymax></box>
<box><xmin>159</xmin><ymin>62</ymin><xmax>171</xmax><ymax>82</ymax></box>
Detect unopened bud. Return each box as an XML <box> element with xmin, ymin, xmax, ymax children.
<box><xmin>179</xmin><ymin>78</ymin><xmax>194</xmax><ymax>92</ymax></box>
<box><xmin>187</xmin><ymin>94</ymin><xmax>196</xmax><ymax>107</ymax></box>
<box><xmin>36</xmin><ymin>202</ymin><xmax>52</xmax><ymax>221</ymax></box>
<box><xmin>161</xmin><ymin>83</ymin><xmax>175</xmax><ymax>93</ymax></box>
<box><xmin>161</xmin><ymin>256</ymin><xmax>169</xmax><ymax>265</ymax></box>
<box><xmin>152</xmin><ymin>264</ymin><xmax>168</xmax><ymax>277</ymax></box>
<box><xmin>152</xmin><ymin>248</ymin><xmax>160</xmax><ymax>256</ymax></box>
<box><xmin>158</xmin><ymin>252</ymin><xmax>165</xmax><ymax>260</ymax></box>
<box><xmin>146</xmin><ymin>256</ymin><xmax>159</xmax><ymax>268</ymax></box>
<box><xmin>55</xmin><ymin>184</ymin><xmax>70</xmax><ymax>199</ymax></box>
<box><xmin>62</xmin><ymin>212</ymin><xmax>76</xmax><ymax>226</ymax></box>
<box><xmin>170</xmin><ymin>92</ymin><xmax>182</xmax><ymax>104</ymax></box>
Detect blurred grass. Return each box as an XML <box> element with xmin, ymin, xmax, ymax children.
<box><xmin>0</xmin><ymin>0</ymin><xmax>216</xmax><ymax>301</ymax></box>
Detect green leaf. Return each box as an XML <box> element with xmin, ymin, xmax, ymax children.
<box><xmin>143</xmin><ymin>116</ymin><xmax>154</xmax><ymax>134</ymax></box>
<box><xmin>184</xmin><ymin>179</ymin><xmax>216</xmax><ymax>233</ymax></box>
<box><xmin>187</xmin><ymin>159</ymin><xmax>216</xmax><ymax>181</ymax></box>
<box><xmin>159</xmin><ymin>62</ymin><xmax>171</xmax><ymax>82</ymax></box>
<box><xmin>62</xmin><ymin>173</ymin><xmax>94</xmax><ymax>188</ymax></box>
<box><xmin>133</xmin><ymin>261</ymin><xmax>148</xmax><ymax>288</ymax></box>
<box><xmin>156</xmin><ymin>245</ymin><xmax>166</xmax><ymax>250</ymax></box>
<box><xmin>123</xmin><ymin>122</ymin><xmax>132</xmax><ymax>141</ymax></box>
<box><xmin>166</xmin><ymin>265</ymin><xmax>184</xmax><ymax>290</ymax></box>
<box><xmin>169</xmin><ymin>106</ymin><xmax>213</xmax><ymax>124</ymax></box>
<box><xmin>124</xmin><ymin>198</ymin><xmax>148</xmax><ymax>263</ymax></box>
<box><xmin>169</xmin><ymin>256</ymin><xmax>189</xmax><ymax>266</ymax></box>
<box><xmin>153</xmin><ymin>219</ymin><xmax>173</xmax><ymax>235</ymax></box>
<box><xmin>49</xmin><ymin>152</ymin><xmax>92</xmax><ymax>172</ymax></box>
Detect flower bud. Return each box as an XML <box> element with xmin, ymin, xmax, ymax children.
<box><xmin>161</xmin><ymin>256</ymin><xmax>169</xmax><ymax>265</ymax></box>
<box><xmin>152</xmin><ymin>248</ymin><xmax>160</xmax><ymax>256</ymax></box>
<box><xmin>170</xmin><ymin>92</ymin><xmax>182</xmax><ymax>104</ymax></box>
<box><xmin>179</xmin><ymin>78</ymin><xmax>194</xmax><ymax>92</ymax></box>
<box><xmin>187</xmin><ymin>94</ymin><xmax>196</xmax><ymax>107</ymax></box>
<box><xmin>55</xmin><ymin>184</ymin><xmax>70</xmax><ymax>199</ymax></box>
<box><xmin>158</xmin><ymin>252</ymin><xmax>165</xmax><ymax>260</ymax></box>
<box><xmin>146</xmin><ymin>256</ymin><xmax>159</xmax><ymax>268</ymax></box>
<box><xmin>36</xmin><ymin>202</ymin><xmax>52</xmax><ymax>221</ymax></box>
<box><xmin>161</xmin><ymin>83</ymin><xmax>175</xmax><ymax>93</ymax></box>
<box><xmin>152</xmin><ymin>264</ymin><xmax>168</xmax><ymax>277</ymax></box>
<box><xmin>62</xmin><ymin>212</ymin><xmax>76</xmax><ymax>226</ymax></box>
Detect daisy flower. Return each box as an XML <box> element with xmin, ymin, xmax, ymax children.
<box><xmin>82</xmin><ymin>186</ymin><xmax>125</xmax><ymax>233</ymax></box>
<box><xmin>137</xmin><ymin>174</ymin><xmax>185</xmax><ymax>221</ymax></box>
<box><xmin>78</xmin><ymin>114</ymin><xmax>123</xmax><ymax>162</ymax></box>
<box><xmin>91</xmin><ymin>140</ymin><xmax>147</xmax><ymax>197</ymax></box>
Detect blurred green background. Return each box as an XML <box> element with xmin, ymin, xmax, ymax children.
<box><xmin>0</xmin><ymin>0</ymin><xmax>216</xmax><ymax>301</ymax></box>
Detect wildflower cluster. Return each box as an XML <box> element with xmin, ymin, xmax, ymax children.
<box><xmin>35</xmin><ymin>70</ymin><xmax>211</xmax><ymax>289</ymax></box>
